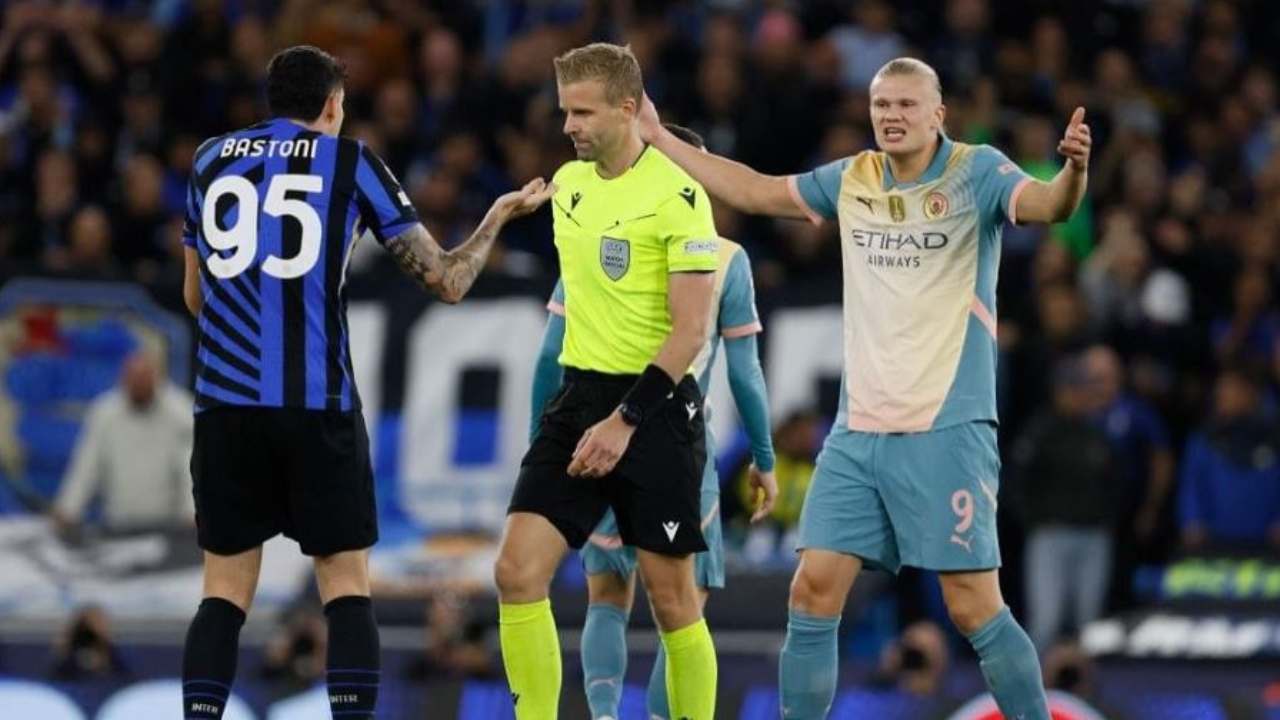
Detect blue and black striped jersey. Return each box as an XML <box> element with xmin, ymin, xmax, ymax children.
<box><xmin>183</xmin><ymin>118</ymin><xmax>418</xmax><ymax>412</ymax></box>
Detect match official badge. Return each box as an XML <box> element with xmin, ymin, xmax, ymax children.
<box><xmin>888</xmin><ymin>194</ymin><xmax>906</xmax><ymax>222</ymax></box>
<box><xmin>600</xmin><ymin>236</ymin><xmax>630</xmax><ymax>281</ymax></box>
<box><xmin>923</xmin><ymin>191</ymin><xmax>949</xmax><ymax>220</ymax></box>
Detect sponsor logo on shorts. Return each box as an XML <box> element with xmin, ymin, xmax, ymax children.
<box><xmin>950</xmin><ymin>534</ymin><xmax>973</xmax><ymax>553</ymax></box>
<box><xmin>663</xmin><ymin>521</ymin><xmax>680</xmax><ymax>542</ymax></box>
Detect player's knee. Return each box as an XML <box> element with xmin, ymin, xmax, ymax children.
<box><xmin>944</xmin><ymin>593</ymin><xmax>1001</xmax><ymax>635</ymax></box>
<box><xmin>588</xmin><ymin>576</ymin><xmax>632</xmax><ymax>611</ymax></box>
<box><xmin>789</xmin><ymin>567</ymin><xmax>841</xmax><ymax>615</ymax></box>
<box><xmin>646</xmin><ymin>583</ymin><xmax>699</xmax><ymax>631</ymax></box>
<box><xmin>493</xmin><ymin>552</ymin><xmax>546</xmax><ymax>601</ymax></box>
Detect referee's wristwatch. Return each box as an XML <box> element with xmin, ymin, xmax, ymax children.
<box><xmin>617</xmin><ymin>402</ymin><xmax>643</xmax><ymax>427</ymax></box>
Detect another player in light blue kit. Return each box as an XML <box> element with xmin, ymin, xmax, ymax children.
<box><xmin>639</xmin><ymin>59</ymin><xmax>1091</xmax><ymax>720</ymax></box>
<box><xmin>530</xmin><ymin>125</ymin><xmax>779</xmax><ymax>720</ymax></box>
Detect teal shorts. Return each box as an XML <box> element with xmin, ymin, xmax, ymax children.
<box><xmin>581</xmin><ymin>485</ymin><xmax>725</xmax><ymax>590</ymax></box>
<box><xmin>797</xmin><ymin>421</ymin><xmax>1001</xmax><ymax>574</ymax></box>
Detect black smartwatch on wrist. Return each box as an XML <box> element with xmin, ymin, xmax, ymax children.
<box><xmin>617</xmin><ymin>402</ymin><xmax>643</xmax><ymax>427</ymax></box>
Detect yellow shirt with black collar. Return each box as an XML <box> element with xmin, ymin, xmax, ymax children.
<box><xmin>550</xmin><ymin>145</ymin><xmax>719</xmax><ymax>375</ymax></box>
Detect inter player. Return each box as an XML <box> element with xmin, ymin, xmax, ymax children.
<box><xmin>529</xmin><ymin>124</ymin><xmax>779</xmax><ymax>720</ymax></box>
<box><xmin>178</xmin><ymin>46</ymin><xmax>552</xmax><ymax>720</ymax></box>
<box><xmin>495</xmin><ymin>44</ymin><xmax>720</xmax><ymax>720</ymax></box>
<box><xmin>639</xmin><ymin>57</ymin><xmax>1090</xmax><ymax>719</ymax></box>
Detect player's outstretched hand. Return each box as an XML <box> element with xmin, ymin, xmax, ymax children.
<box><xmin>637</xmin><ymin>93</ymin><xmax>662</xmax><ymax>144</ymax></box>
<box><xmin>1058</xmin><ymin>107</ymin><xmax>1091</xmax><ymax>171</ymax></box>
<box><xmin>567</xmin><ymin>411</ymin><xmax>635</xmax><ymax>479</ymax></box>
<box><xmin>748</xmin><ymin>465</ymin><xmax>778</xmax><ymax>523</ymax></box>
<box><xmin>494</xmin><ymin>178</ymin><xmax>557</xmax><ymax>220</ymax></box>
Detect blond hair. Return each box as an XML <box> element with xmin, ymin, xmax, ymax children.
<box><xmin>553</xmin><ymin>43</ymin><xmax>644</xmax><ymax>105</ymax></box>
<box><xmin>872</xmin><ymin>57</ymin><xmax>943</xmax><ymax>98</ymax></box>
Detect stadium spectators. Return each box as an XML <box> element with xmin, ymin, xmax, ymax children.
<box><xmin>725</xmin><ymin>409</ymin><xmax>820</xmax><ymax>563</ymax></box>
<box><xmin>1011</xmin><ymin>357</ymin><xmax>1121</xmax><ymax>650</ymax></box>
<box><xmin>1177</xmin><ymin>367</ymin><xmax>1280</xmax><ymax>550</ymax></box>
<box><xmin>51</xmin><ymin>349</ymin><xmax>194</xmax><ymax>533</ymax></box>
<box><xmin>870</xmin><ymin>620</ymin><xmax>950</xmax><ymax>698</ymax></box>
<box><xmin>259</xmin><ymin>607</ymin><xmax>328</xmax><ymax>694</ymax></box>
<box><xmin>48</xmin><ymin>605</ymin><xmax>129</xmax><ymax>681</ymax></box>
<box><xmin>1080</xmin><ymin>344</ymin><xmax>1175</xmax><ymax>611</ymax></box>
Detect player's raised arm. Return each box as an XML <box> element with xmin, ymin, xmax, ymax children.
<box><xmin>385</xmin><ymin>178</ymin><xmax>555</xmax><ymax>304</ymax></box>
<box><xmin>638</xmin><ymin>95</ymin><xmax>810</xmax><ymax>221</ymax></box>
<box><xmin>1012</xmin><ymin>106</ymin><xmax>1090</xmax><ymax>224</ymax></box>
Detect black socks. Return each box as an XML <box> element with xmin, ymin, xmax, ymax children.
<box><xmin>181</xmin><ymin>597</ymin><xmax>246</xmax><ymax>719</ymax></box>
<box><xmin>325</xmin><ymin>595</ymin><xmax>381</xmax><ymax>718</ymax></box>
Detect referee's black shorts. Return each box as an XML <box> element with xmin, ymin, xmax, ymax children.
<box><xmin>510</xmin><ymin>367</ymin><xmax>708</xmax><ymax>556</ymax></box>
<box><xmin>190</xmin><ymin>407</ymin><xmax>378</xmax><ymax>557</ymax></box>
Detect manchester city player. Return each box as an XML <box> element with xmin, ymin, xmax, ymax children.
<box><xmin>639</xmin><ymin>57</ymin><xmax>1090</xmax><ymax>719</ymax></box>
<box><xmin>530</xmin><ymin>124</ymin><xmax>779</xmax><ymax>720</ymax></box>
<box><xmin>178</xmin><ymin>46</ymin><xmax>552</xmax><ymax>720</ymax></box>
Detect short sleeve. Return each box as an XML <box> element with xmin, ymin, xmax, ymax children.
<box><xmin>182</xmin><ymin>178</ymin><xmax>199</xmax><ymax>248</ymax></box>
<box><xmin>719</xmin><ymin>249</ymin><xmax>762</xmax><ymax>338</ymax></box>
<box><xmin>354</xmin><ymin>143</ymin><xmax>420</xmax><ymax>245</ymax></box>
<box><xmin>661</xmin><ymin>182</ymin><xmax>719</xmax><ymax>273</ymax></box>
<box><xmin>789</xmin><ymin>157</ymin><xmax>849</xmax><ymax>225</ymax></box>
<box><xmin>970</xmin><ymin>145</ymin><xmax>1033</xmax><ymax>225</ymax></box>
<box><xmin>547</xmin><ymin>278</ymin><xmax>566</xmax><ymax>316</ymax></box>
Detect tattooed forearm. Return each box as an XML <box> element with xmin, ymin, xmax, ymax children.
<box><xmin>386</xmin><ymin>224</ymin><xmax>445</xmax><ymax>293</ymax></box>
<box><xmin>386</xmin><ymin>213</ymin><xmax>503</xmax><ymax>304</ymax></box>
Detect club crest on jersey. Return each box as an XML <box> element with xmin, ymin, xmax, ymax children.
<box><xmin>888</xmin><ymin>195</ymin><xmax>906</xmax><ymax>222</ymax></box>
<box><xmin>923</xmin><ymin>191</ymin><xmax>949</xmax><ymax>220</ymax></box>
<box><xmin>600</xmin><ymin>236</ymin><xmax>630</xmax><ymax>281</ymax></box>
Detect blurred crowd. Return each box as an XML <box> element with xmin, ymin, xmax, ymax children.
<box><xmin>5</xmin><ymin>0</ymin><xmax>1280</xmax><ymax>669</ymax></box>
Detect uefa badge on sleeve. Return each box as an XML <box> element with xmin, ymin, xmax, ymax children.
<box><xmin>600</xmin><ymin>236</ymin><xmax>630</xmax><ymax>281</ymax></box>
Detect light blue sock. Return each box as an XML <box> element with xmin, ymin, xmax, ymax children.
<box><xmin>779</xmin><ymin>609</ymin><xmax>840</xmax><ymax>719</ymax></box>
<box><xmin>646</xmin><ymin>642</ymin><xmax>670</xmax><ymax>719</ymax></box>
<box><xmin>581</xmin><ymin>603</ymin><xmax>629</xmax><ymax>719</ymax></box>
<box><xmin>966</xmin><ymin>607</ymin><xmax>1050</xmax><ymax>720</ymax></box>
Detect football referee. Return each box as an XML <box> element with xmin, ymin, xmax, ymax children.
<box><xmin>494</xmin><ymin>43</ymin><xmax>719</xmax><ymax>720</ymax></box>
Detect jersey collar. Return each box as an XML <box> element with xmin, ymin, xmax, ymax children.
<box><xmin>882</xmin><ymin>133</ymin><xmax>952</xmax><ymax>191</ymax></box>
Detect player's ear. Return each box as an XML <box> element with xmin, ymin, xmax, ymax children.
<box><xmin>620</xmin><ymin>96</ymin><xmax>637</xmax><ymax>118</ymax></box>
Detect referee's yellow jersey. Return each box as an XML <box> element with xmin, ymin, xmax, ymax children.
<box><xmin>550</xmin><ymin>145</ymin><xmax>719</xmax><ymax>374</ymax></box>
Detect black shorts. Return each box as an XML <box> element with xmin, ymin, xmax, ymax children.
<box><xmin>510</xmin><ymin>368</ymin><xmax>708</xmax><ymax>555</ymax></box>
<box><xmin>191</xmin><ymin>407</ymin><xmax>378</xmax><ymax>557</ymax></box>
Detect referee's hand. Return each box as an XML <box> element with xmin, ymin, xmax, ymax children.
<box><xmin>568</xmin><ymin>410</ymin><xmax>636</xmax><ymax>478</ymax></box>
<box><xmin>748</xmin><ymin>465</ymin><xmax>778</xmax><ymax>523</ymax></box>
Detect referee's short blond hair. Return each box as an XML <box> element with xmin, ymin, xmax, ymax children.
<box><xmin>872</xmin><ymin>57</ymin><xmax>943</xmax><ymax>100</ymax></box>
<box><xmin>553</xmin><ymin>43</ymin><xmax>644</xmax><ymax>106</ymax></box>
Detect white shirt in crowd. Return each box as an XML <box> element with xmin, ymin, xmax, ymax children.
<box><xmin>54</xmin><ymin>383</ymin><xmax>195</xmax><ymax>530</ymax></box>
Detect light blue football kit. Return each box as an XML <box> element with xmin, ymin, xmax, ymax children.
<box><xmin>788</xmin><ymin>135</ymin><xmax>1029</xmax><ymax>574</ymax></box>
<box><xmin>779</xmin><ymin>133</ymin><xmax>1051</xmax><ymax>720</ymax></box>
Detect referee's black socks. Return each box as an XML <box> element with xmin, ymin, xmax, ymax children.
<box><xmin>325</xmin><ymin>595</ymin><xmax>381</xmax><ymax>718</ymax></box>
<box><xmin>181</xmin><ymin>597</ymin><xmax>245</xmax><ymax>719</ymax></box>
